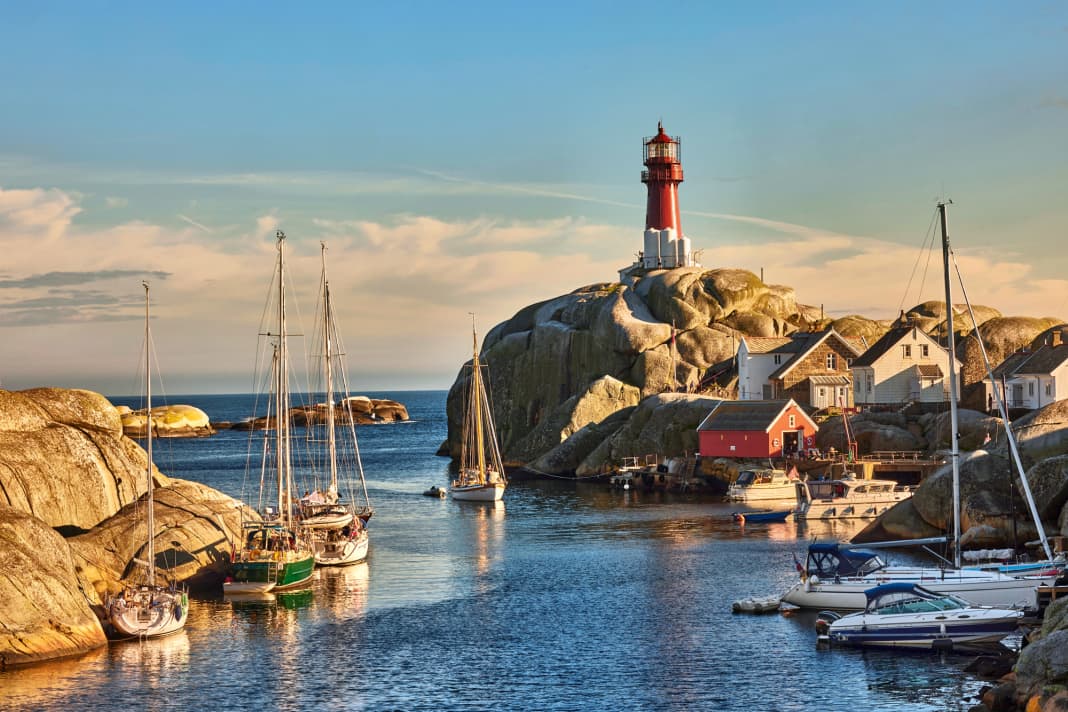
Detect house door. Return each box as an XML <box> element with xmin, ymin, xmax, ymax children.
<box><xmin>813</xmin><ymin>386</ymin><xmax>828</xmax><ymax>409</ymax></box>
<box><xmin>782</xmin><ymin>430</ymin><xmax>801</xmax><ymax>458</ymax></box>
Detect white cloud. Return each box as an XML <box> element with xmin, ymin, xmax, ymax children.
<box><xmin>104</xmin><ymin>196</ymin><xmax>128</xmax><ymax>208</ymax></box>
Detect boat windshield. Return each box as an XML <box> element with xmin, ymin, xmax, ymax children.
<box><xmin>735</xmin><ymin>471</ymin><xmax>756</xmax><ymax>486</ymax></box>
<box><xmin>870</xmin><ymin>593</ymin><xmax>967</xmax><ymax>615</ymax></box>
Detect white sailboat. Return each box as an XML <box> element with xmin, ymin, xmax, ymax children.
<box><xmin>226</xmin><ymin>231</ymin><xmax>316</xmax><ymax>594</ymax></box>
<box><xmin>782</xmin><ymin>202</ymin><xmax>1060</xmax><ymax>610</ymax></box>
<box><xmin>108</xmin><ymin>281</ymin><xmax>188</xmax><ymax>638</ymax></box>
<box><xmin>450</xmin><ymin>318</ymin><xmax>507</xmax><ymax>502</ymax></box>
<box><xmin>302</xmin><ymin>242</ymin><xmax>372</xmax><ymax>566</ymax></box>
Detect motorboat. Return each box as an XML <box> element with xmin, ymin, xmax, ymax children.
<box><xmin>733</xmin><ymin>510</ymin><xmax>792</xmax><ymax>524</ymax></box>
<box><xmin>794</xmin><ymin>474</ymin><xmax>913</xmax><ymax>519</ymax></box>
<box><xmin>780</xmin><ymin>542</ymin><xmax>1056</xmax><ymax>611</ymax></box>
<box><xmin>726</xmin><ymin>468</ymin><xmax>797</xmax><ymax>502</ymax></box>
<box><xmin>823</xmin><ymin>582</ymin><xmax>1023</xmax><ymax>649</ymax></box>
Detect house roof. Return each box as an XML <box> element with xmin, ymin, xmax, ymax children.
<box><xmin>1012</xmin><ymin>343</ymin><xmax>1068</xmax><ymax>376</ymax></box>
<box><xmin>915</xmin><ymin>364</ymin><xmax>943</xmax><ymax>378</ymax></box>
<box><xmin>742</xmin><ymin>336</ymin><xmax>793</xmax><ymax>354</ymax></box>
<box><xmin>697</xmin><ymin>398</ymin><xmax>819</xmax><ymax>433</ymax></box>
<box><xmin>809</xmin><ymin>374</ymin><xmax>852</xmax><ymax>386</ymax></box>
<box><xmin>852</xmin><ymin>324</ymin><xmax>954</xmax><ymax>368</ymax></box>
<box><xmin>768</xmin><ymin>329</ymin><xmax>863</xmax><ymax>380</ymax></box>
<box><xmin>991</xmin><ymin>350</ymin><xmax>1035</xmax><ymax>379</ymax></box>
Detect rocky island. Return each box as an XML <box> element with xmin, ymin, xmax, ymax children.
<box><xmin>0</xmin><ymin>387</ymin><xmax>250</xmax><ymax>669</ymax></box>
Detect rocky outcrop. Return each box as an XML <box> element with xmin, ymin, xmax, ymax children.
<box><xmin>444</xmin><ymin>268</ymin><xmax>822</xmax><ymax>464</ymax></box>
<box><xmin>0</xmin><ymin>507</ymin><xmax>107</xmax><ymax>669</ymax></box>
<box><xmin>246</xmin><ymin>397</ymin><xmax>411</xmax><ymax>430</ymax></box>
<box><xmin>118</xmin><ymin>404</ymin><xmax>214</xmax><ymax>437</ymax></box>
<box><xmin>70</xmin><ymin>479</ymin><xmax>251</xmax><ymax>599</ymax></box>
<box><xmin>817</xmin><ymin>411</ymin><xmax>926</xmax><ymax>453</ymax></box>
<box><xmin>958</xmin><ymin>316</ymin><xmax>1062</xmax><ymax>391</ymax></box>
<box><xmin>0</xmin><ymin>388</ymin><xmax>148</xmax><ymax>530</ymax></box>
<box><xmin>575</xmin><ymin>394</ymin><xmax>722</xmax><ymax>476</ymax></box>
<box><xmin>1015</xmin><ymin>400</ymin><xmax>1068</xmax><ymax>463</ymax></box>
<box><xmin>921</xmin><ymin>409</ymin><xmax>1003</xmax><ymax>451</ymax></box>
<box><xmin>0</xmin><ymin>387</ymin><xmax>250</xmax><ymax>667</ymax></box>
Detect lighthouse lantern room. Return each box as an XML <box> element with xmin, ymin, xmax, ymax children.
<box><xmin>639</xmin><ymin>121</ymin><xmax>696</xmax><ymax>270</ymax></box>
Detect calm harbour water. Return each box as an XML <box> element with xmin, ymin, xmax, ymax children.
<box><xmin>0</xmin><ymin>391</ymin><xmax>991</xmax><ymax>711</ymax></box>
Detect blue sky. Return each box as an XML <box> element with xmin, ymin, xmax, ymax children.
<box><xmin>1</xmin><ymin>2</ymin><xmax>1066</xmax><ymax>393</ymax></box>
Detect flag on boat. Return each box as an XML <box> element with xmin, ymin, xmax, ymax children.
<box><xmin>786</xmin><ymin>466</ymin><xmax>800</xmax><ymax>480</ymax></box>
<box><xmin>983</xmin><ymin>432</ymin><xmax>992</xmax><ymax>445</ymax></box>
<box><xmin>792</xmin><ymin>551</ymin><xmax>804</xmax><ymax>573</ymax></box>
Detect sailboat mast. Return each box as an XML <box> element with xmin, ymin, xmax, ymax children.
<box><xmin>471</xmin><ymin>318</ymin><xmax>487</xmax><ymax>481</ymax></box>
<box><xmin>276</xmin><ymin>231</ymin><xmax>290</xmax><ymax>524</ymax></box>
<box><xmin>321</xmin><ymin>243</ymin><xmax>338</xmax><ymax>492</ymax></box>
<box><xmin>939</xmin><ymin>202</ymin><xmax>962</xmax><ymax>569</ymax></box>
<box><xmin>143</xmin><ymin>281</ymin><xmax>155</xmax><ymax>587</ymax></box>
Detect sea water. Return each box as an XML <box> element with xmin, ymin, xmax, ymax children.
<box><xmin>0</xmin><ymin>391</ymin><xmax>991</xmax><ymax>711</ymax></box>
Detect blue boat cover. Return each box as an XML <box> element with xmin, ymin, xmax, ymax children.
<box><xmin>805</xmin><ymin>542</ymin><xmax>883</xmax><ymax>577</ymax></box>
<box><xmin>863</xmin><ymin>582</ymin><xmax>926</xmax><ymax>600</ymax></box>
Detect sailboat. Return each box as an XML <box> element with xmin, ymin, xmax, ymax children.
<box><xmin>450</xmin><ymin>318</ymin><xmax>507</xmax><ymax>502</ymax></box>
<box><xmin>226</xmin><ymin>231</ymin><xmax>316</xmax><ymax>594</ymax></box>
<box><xmin>301</xmin><ymin>243</ymin><xmax>373</xmax><ymax>566</ymax></box>
<box><xmin>781</xmin><ymin>202</ymin><xmax>1060</xmax><ymax>610</ymax></box>
<box><xmin>107</xmin><ymin>281</ymin><xmax>188</xmax><ymax>638</ymax></box>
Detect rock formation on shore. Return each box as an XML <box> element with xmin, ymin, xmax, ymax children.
<box><xmin>118</xmin><ymin>403</ymin><xmax>215</xmax><ymax>438</ymax></box>
<box><xmin>234</xmin><ymin>396</ymin><xmax>409</xmax><ymax>430</ymax></box>
<box><xmin>0</xmin><ymin>388</ymin><xmax>248</xmax><ymax>669</ymax></box>
<box><xmin>442</xmin><ymin>266</ymin><xmax>1059</xmax><ymax>477</ymax></box>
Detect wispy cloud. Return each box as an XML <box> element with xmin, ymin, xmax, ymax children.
<box><xmin>0</xmin><ymin>269</ymin><xmax>170</xmax><ymax>289</ymax></box>
<box><xmin>104</xmin><ymin>196</ymin><xmax>128</xmax><ymax>208</ymax></box>
<box><xmin>1039</xmin><ymin>95</ymin><xmax>1068</xmax><ymax>110</ymax></box>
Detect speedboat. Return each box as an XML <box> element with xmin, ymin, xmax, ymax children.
<box><xmin>794</xmin><ymin>474</ymin><xmax>913</xmax><ymax>519</ymax></box>
<box><xmin>781</xmin><ymin>542</ymin><xmax>1057</xmax><ymax>611</ymax></box>
<box><xmin>823</xmin><ymin>582</ymin><xmax>1023</xmax><ymax>649</ymax></box>
<box><xmin>726</xmin><ymin>468</ymin><xmax>797</xmax><ymax>502</ymax></box>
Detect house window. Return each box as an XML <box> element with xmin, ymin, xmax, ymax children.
<box><xmin>1029</xmin><ymin>382</ymin><xmax>1035</xmax><ymax>396</ymax></box>
<box><xmin>902</xmin><ymin>345</ymin><xmax>912</xmax><ymax>358</ymax></box>
<box><xmin>788</xmin><ymin>414</ymin><xmax>796</xmax><ymax>427</ymax></box>
<box><xmin>867</xmin><ymin>376</ymin><xmax>873</xmax><ymax>392</ymax></box>
<box><xmin>818</xmin><ymin>387</ymin><xmax>826</xmax><ymax>398</ymax></box>
<box><xmin>826</xmin><ymin>353</ymin><xmax>837</xmax><ymax>370</ymax></box>
<box><xmin>921</xmin><ymin>344</ymin><xmax>929</xmax><ymax>358</ymax></box>
<box><xmin>1046</xmin><ymin>383</ymin><xmax>1052</xmax><ymax>396</ymax></box>
<box><xmin>773</xmin><ymin>354</ymin><xmax>782</xmax><ymax>365</ymax></box>
<box><xmin>846</xmin><ymin>358</ymin><xmax>853</xmax><ymax>367</ymax></box>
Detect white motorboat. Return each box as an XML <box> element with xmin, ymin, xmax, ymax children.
<box><xmin>781</xmin><ymin>541</ymin><xmax>1054</xmax><ymax>610</ymax></box>
<box><xmin>108</xmin><ymin>282</ymin><xmax>188</xmax><ymax>638</ymax></box>
<box><xmin>794</xmin><ymin>474</ymin><xmax>913</xmax><ymax>519</ymax></box>
<box><xmin>451</xmin><ymin>317</ymin><xmax>507</xmax><ymax>502</ymax></box>
<box><xmin>824</xmin><ymin>582</ymin><xmax>1023</xmax><ymax>649</ymax></box>
<box><xmin>726</xmin><ymin>468</ymin><xmax>797</xmax><ymax>502</ymax></box>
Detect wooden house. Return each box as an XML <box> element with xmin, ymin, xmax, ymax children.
<box><xmin>697</xmin><ymin>398</ymin><xmax>819</xmax><ymax>459</ymax></box>
<box><xmin>985</xmin><ymin>327</ymin><xmax>1068</xmax><ymax>410</ymax></box>
<box><xmin>736</xmin><ymin>330</ymin><xmax>862</xmax><ymax>408</ymax></box>
<box><xmin>851</xmin><ymin>322</ymin><xmax>962</xmax><ymax>406</ymax></box>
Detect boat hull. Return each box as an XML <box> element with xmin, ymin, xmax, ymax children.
<box><xmin>229</xmin><ymin>552</ymin><xmax>316</xmax><ymax>592</ymax></box>
<box><xmin>109</xmin><ymin>587</ymin><xmax>188</xmax><ymax>638</ymax></box>
<box><xmin>782</xmin><ymin>570</ymin><xmax>1055</xmax><ymax>610</ymax></box>
<box><xmin>450</xmin><ymin>482</ymin><xmax>506</xmax><ymax>501</ymax></box>
<box><xmin>302</xmin><ymin>512</ymin><xmax>355</xmax><ymax>529</ymax></box>
<box><xmin>829</xmin><ymin>609</ymin><xmax>1023</xmax><ymax>648</ymax></box>
<box><xmin>314</xmin><ymin>529</ymin><xmax>369</xmax><ymax>566</ymax></box>
<box><xmin>725</xmin><ymin>485</ymin><xmax>796</xmax><ymax>502</ymax></box>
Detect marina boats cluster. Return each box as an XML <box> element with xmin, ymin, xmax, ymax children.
<box><xmin>733</xmin><ymin>202</ymin><xmax>1068</xmax><ymax>652</ymax></box>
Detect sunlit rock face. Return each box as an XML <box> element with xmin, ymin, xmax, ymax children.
<box><xmin>119</xmin><ymin>403</ymin><xmax>214</xmax><ymax>438</ymax></box>
<box><xmin>0</xmin><ymin>388</ymin><xmax>145</xmax><ymax>530</ymax></box>
<box><xmin>0</xmin><ymin>506</ymin><xmax>107</xmax><ymax>669</ymax></box>
<box><xmin>443</xmin><ymin>268</ymin><xmax>827</xmax><ymax>465</ymax></box>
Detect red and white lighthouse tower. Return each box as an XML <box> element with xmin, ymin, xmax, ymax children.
<box><xmin>640</xmin><ymin>121</ymin><xmax>695</xmax><ymax>269</ymax></box>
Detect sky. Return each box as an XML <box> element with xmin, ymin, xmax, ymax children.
<box><xmin>1</xmin><ymin>2</ymin><xmax>1066</xmax><ymax>394</ymax></box>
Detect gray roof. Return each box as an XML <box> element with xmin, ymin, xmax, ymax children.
<box><xmin>915</xmin><ymin>364</ymin><xmax>943</xmax><ymax>378</ymax></box>
<box><xmin>1012</xmin><ymin>343</ymin><xmax>1068</xmax><ymax>376</ymax></box>
<box><xmin>809</xmin><ymin>374</ymin><xmax>852</xmax><ymax>386</ymax></box>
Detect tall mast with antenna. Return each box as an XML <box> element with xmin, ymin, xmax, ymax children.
<box><xmin>143</xmin><ymin>281</ymin><xmax>156</xmax><ymax>587</ymax></box>
<box><xmin>939</xmin><ymin>201</ymin><xmax>963</xmax><ymax>569</ymax></box>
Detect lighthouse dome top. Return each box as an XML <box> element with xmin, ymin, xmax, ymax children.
<box><xmin>648</xmin><ymin>121</ymin><xmax>677</xmax><ymax>144</ymax></box>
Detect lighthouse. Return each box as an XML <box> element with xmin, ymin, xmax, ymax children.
<box><xmin>639</xmin><ymin>122</ymin><xmax>696</xmax><ymax>270</ymax></box>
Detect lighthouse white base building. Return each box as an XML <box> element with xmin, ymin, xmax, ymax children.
<box><xmin>641</xmin><ymin>227</ymin><xmax>697</xmax><ymax>269</ymax></box>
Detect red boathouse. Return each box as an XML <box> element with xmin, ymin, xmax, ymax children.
<box><xmin>697</xmin><ymin>399</ymin><xmax>818</xmax><ymax>459</ymax></box>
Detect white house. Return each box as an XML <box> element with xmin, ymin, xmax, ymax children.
<box><xmin>737</xmin><ymin>330</ymin><xmax>862</xmax><ymax>407</ymax></box>
<box><xmin>852</xmin><ymin>323</ymin><xmax>962</xmax><ymax>405</ymax></box>
<box><xmin>985</xmin><ymin>327</ymin><xmax>1068</xmax><ymax>410</ymax></box>
<box><xmin>736</xmin><ymin>336</ymin><xmax>793</xmax><ymax>400</ymax></box>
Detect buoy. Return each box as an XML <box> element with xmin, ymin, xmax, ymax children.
<box><xmin>733</xmin><ymin>512</ymin><xmax>746</xmax><ymax>525</ymax></box>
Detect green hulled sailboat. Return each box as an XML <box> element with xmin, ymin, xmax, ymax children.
<box><xmin>226</xmin><ymin>231</ymin><xmax>315</xmax><ymax>594</ymax></box>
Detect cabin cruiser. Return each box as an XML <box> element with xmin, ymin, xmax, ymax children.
<box><xmin>794</xmin><ymin>474</ymin><xmax>912</xmax><ymax>519</ymax></box>
<box><xmin>822</xmin><ymin>582</ymin><xmax>1023</xmax><ymax>649</ymax></box>
<box><xmin>726</xmin><ymin>468</ymin><xmax>797</xmax><ymax>502</ymax></box>
<box><xmin>781</xmin><ymin>542</ymin><xmax>1057</xmax><ymax>611</ymax></box>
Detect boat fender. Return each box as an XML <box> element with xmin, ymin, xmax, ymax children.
<box><xmin>273</xmin><ymin>551</ymin><xmax>281</xmax><ymax>561</ymax></box>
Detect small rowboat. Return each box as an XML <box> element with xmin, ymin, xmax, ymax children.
<box><xmin>733</xmin><ymin>510</ymin><xmax>793</xmax><ymax>524</ymax></box>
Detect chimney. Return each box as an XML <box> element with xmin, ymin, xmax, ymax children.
<box><xmin>1053</xmin><ymin>328</ymin><xmax>1064</xmax><ymax>348</ymax></box>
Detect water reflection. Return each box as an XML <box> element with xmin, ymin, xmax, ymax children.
<box><xmin>0</xmin><ymin>647</ymin><xmax>108</xmax><ymax>710</ymax></box>
<box><xmin>317</xmin><ymin>563</ymin><xmax>370</xmax><ymax>620</ymax></box>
